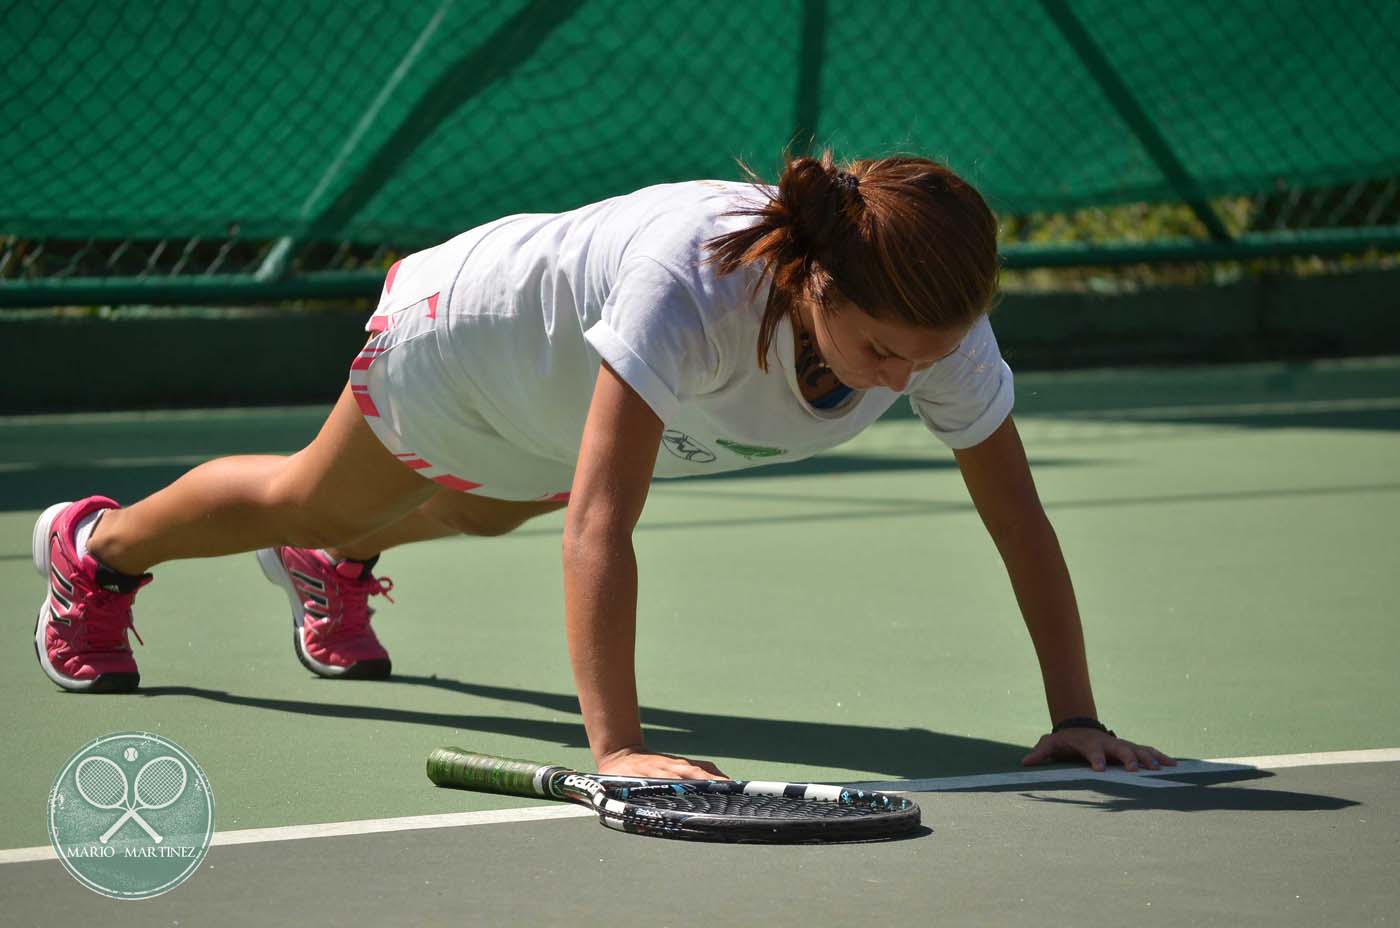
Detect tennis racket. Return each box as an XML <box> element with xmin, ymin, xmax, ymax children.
<box><xmin>426</xmin><ymin>748</ymin><xmax>921</xmax><ymax>843</ymax></box>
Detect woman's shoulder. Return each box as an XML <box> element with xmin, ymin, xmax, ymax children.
<box><xmin>612</xmin><ymin>182</ymin><xmax>768</xmax><ymax>315</ymax></box>
<box><xmin>616</xmin><ymin>180</ymin><xmax>767</xmax><ymax>255</ymax></box>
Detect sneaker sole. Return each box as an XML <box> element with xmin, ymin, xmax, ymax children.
<box><xmin>255</xmin><ymin>548</ymin><xmax>391</xmax><ymax>680</ymax></box>
<box><xmin>31</xmin><ymin>502</ymin><xmax>139</xmax><ymax>694</ymax></box>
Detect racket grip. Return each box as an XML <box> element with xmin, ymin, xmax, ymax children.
<box><xmin>426</xmin><ymin>748</ymin><xmax>559</xmax><ymax>798</ymax></box>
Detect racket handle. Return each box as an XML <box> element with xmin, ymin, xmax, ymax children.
<box><xmin>426</xmin><ymin>748</ymin><xmax>563</xmax><ymax>799</ymax></box>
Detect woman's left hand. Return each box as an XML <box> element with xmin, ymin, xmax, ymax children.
<box><xmin>1021</xmin><ymin>728</ymin><xmax>1176</xmax><ymax>773</ymax></box>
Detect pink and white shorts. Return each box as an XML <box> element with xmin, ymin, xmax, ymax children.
<box><xmin>348</xmin><ymin>247</ymin><xmax>574</xmax><ymax>503</ymax></box>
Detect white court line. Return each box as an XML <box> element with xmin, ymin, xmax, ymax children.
<box><xmin>1052</xmin><ymin>396</ymin><xmax>1400</xmax><ymax>421</ymax></box>
<box><xmin>849</xmin><ymin>748</ymin><xmax>1400</xmax><ymax>793</ymax></box>
<box><xmin>0</xmin><ymin>805</ymin><xmax>593</xmax><ymax>865</ymax></box>
<box><xmin>3</xmin><ymin>747</ymin><xmax>1396</xmax><ymax>866</ymax></box>
<box><xmin>211</xmin><ymin>804</ymin><xmax>595</xmax><ymax>848</ymax></box>
<box><xmin>1204</xmin><ymin>747</ymin><xmax>1400</xmax><ymax>770</ymax></box>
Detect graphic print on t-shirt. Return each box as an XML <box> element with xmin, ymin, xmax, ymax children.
<box><xmin>715</xmin><ymin>439</ymin><xmax>787</xmax><ymax>460</ymax></box>
<box><xmin>661</xmin><ymin>430</ymin><xmax>717</xmax><ymax>464</ymax></box>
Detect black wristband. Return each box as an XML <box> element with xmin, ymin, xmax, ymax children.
<box><xmin>1052</xmin><ymin>716</ymin><xmax>1116</xmax><ymax>738</ymax></box>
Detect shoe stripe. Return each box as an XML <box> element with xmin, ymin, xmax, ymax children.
<box><xmin>45</xmin><ymin>599</ymin><xmax>71</xmax><ymax>627</ymax></box>
<box><xmin>306</xmin><ymin>593</ymin><xmax>329</xmax><ymax>607</ymax></box>
<box><xmin>289</xmin><ymin>570</ymin><xmax>325</xmax><ymax>591</ymax></box>
<box><xmin>48</xmin><ymin>589</ymin><xmax>73</xmax><ymax>618</ymax></box>
<box><xmin>50</xmin><ymin>565</ymin><xmax>74</xmax><ymax>595</ymax></box>
<box><xmin>305</xmin><ymin>605</ymin><xmax>330</xmax><ymax>619</ymax></box>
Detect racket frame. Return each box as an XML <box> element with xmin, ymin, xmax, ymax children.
<box><xmin>427</xmin><ymin>749</ymin><xmax>921</xmax><ymax>843</ymax></box>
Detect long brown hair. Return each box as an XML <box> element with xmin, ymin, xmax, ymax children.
<box><xmin>706</xmin><ymin>151</ymin><xmax>999</xmax><ymax>370</ymax></box>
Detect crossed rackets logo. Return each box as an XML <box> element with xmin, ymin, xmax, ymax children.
<box><xmin>74</xmin><ymin>754</ymin><xmax>188</xmax><ymax>845</ymax></box>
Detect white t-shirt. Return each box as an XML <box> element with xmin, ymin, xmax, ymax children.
<box><xmin>426</xmin><ymin>180</ymin><xmax>1013</xmax><ymax>479</ymax></box>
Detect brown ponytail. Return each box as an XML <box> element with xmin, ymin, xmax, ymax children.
<box><xmin>706</xmin><ymin>150</ymin><xmax>999</xmax><ymax>371</ymax></box>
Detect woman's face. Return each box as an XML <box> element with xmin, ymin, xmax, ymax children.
<box><xmin>798</xmin><ymin>297</ymin><xmax>971</xmax><ymax>392</ymax></box>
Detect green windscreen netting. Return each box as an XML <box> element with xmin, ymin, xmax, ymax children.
<box><xmin>2</xmin><ymin>0</ymin><xmax>1399</xmax><ymax>305</ymax></box>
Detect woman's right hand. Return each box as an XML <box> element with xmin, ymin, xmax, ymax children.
<box><xmin>596</xmin><ymin>745</ymin><xmax>728</xmax><ymax>780</ymax></box>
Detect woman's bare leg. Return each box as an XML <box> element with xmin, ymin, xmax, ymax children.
<box><xmin>87</xmin><ymin>385</ymin><xmax>439</xmax><ymax>575</ymax></box>
<box><xmin>327</xmin><ymin>491</ymin><xmax>568</xmax><ymax>560</ymax></box>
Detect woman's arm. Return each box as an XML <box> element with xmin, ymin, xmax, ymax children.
<box><xmin>563</xmin><ymin>363</ymin><xmax>725</xmax><ymax>779</ymax></box>
<box><xmin>953</xmin><ymin>416</ymin><xmax>1173</xmax><ymax>772</ymax></box>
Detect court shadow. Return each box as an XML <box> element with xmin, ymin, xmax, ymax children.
<box><xmin>802</xmin><ymin>824</ymin><xmax>936</xmax><ymax>846</ymax></box>
<box><xmin>1013</xmin><ymin>779</ymin><xmax>1359</xmax><ymax>813</ymax></box>
<box><xmin>683</xmin><ymin>454</ymin><xmax>1092</xmax><ymax>483</ymax></box>
<box><xmin>391</xmin><ymin>675</ymin><xmax>1029</xmax><ymax>777</ymax></box>
<box><xmin>136</xmin><ymin>676</ymin><xmax>1030</xmax><ymax>780</ymax></box>
<box><xmin>943</xmin><ymin>764</ymin><xmax>1360</xmax><ymax>813</ymax></box>
<box><xmin>0</xmin><ymin>456</ymin><xmax>1091</xmax><ymax>513</ymax></box>
<box><xmin>696</xmin><ymin>454</ymin><xmax>960</xmax><ymax>481</ymax></box>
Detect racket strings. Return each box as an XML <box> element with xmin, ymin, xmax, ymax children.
<box><xmin>623</xmin><ymin>792</ymin><xmax>897</xmax><ymax>819</ymax></box>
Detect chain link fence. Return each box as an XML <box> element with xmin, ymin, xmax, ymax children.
<box><xmin>2</xmin><ymin>0</ymin><xmax>1398</xmax><ymax>307</ymax></box>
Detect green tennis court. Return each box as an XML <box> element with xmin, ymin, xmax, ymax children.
<box><xmin>6</xmin><ymin>0</ymin><xmax>1400</xmax><ymax>920</ymax></box>
<box><xmin>4</xmin><ymin>358</ymin><xmax>1397</xmax><ymax>924</ymax></box>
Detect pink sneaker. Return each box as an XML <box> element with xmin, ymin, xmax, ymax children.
<box><xmin>256</xmin><ymin>546</ymin><xmax>394</xmax><ymax>679</ymax></box>
<box><xmin>32</xmin><ymin>497</ymin><xmax>149</xmax><ymax>693</ymax></box>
